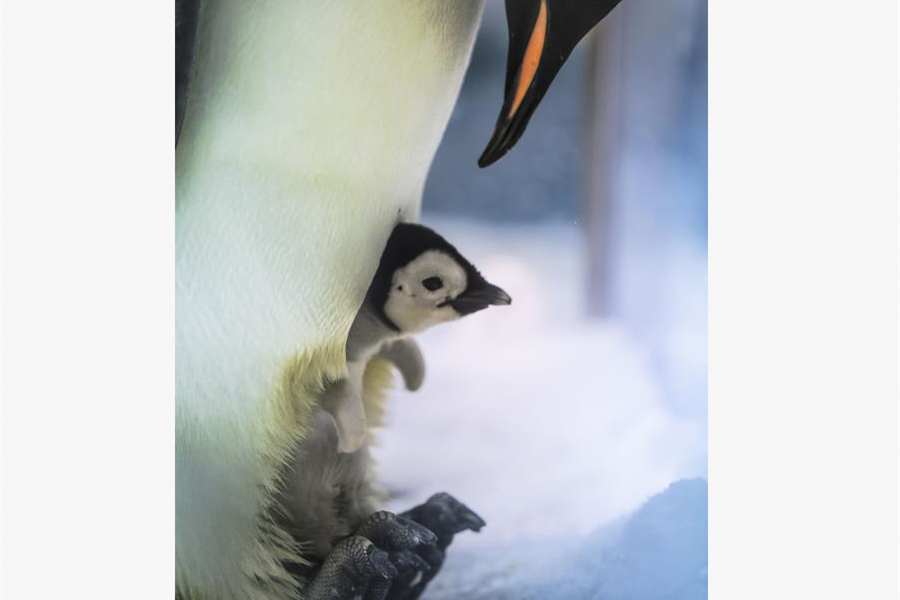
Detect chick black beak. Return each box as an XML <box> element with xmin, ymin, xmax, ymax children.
<box><xmin>449</xmin><ymin>282</ymin><xmax>512</xmax><ymax>316</ymax></box>
<box><xmin>478</xmin><ymin>0</ymin><xmax>626</xmax><ymax>167</ymax></box>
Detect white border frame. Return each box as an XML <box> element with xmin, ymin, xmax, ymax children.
<box><xmin>1</xmin><ymin>0</ymin><xmax>898</xmax><ymax>598</ymax></box>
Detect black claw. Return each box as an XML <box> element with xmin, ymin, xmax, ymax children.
<box><xmin>367</xmin><ymin>546</ymin><xmax>399</xmax><ymax>580</ymax></box>
<box><xmin>397</xmin><ymin>516</ymin><xmax>438</xmax><ymax>547</ymax></box>
<box><xmin>385</xmin><ymin>543</ymin><xmax>444</xmax><ymax>600</ymax></box>
<box><xmin>391</xmin><ymin>550</ymin><xmax>431</xmax><ymax>573</ymax></box>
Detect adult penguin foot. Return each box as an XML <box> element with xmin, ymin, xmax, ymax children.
<box><xmin>305</xmin><ymin>511</ymin><xmax>436</xmax><ymax>600</ymax></box>
<box><xmin>304</xmin><ymin>536</ymin><xmax>397</xmax><ymax>600</ymax></box>
<box><xmin>385</xmin><ymin>493</ymin><xmax>486</xmax><ymax>600</ymax></box>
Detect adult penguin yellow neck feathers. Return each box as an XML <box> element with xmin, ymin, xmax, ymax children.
<box><xmin>176</xmin><ymin>2</ymin><xmax>484</xmax><ymax>599</ymax></box>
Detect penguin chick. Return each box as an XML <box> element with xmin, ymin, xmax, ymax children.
<box><xmin>322</xmin><ymin>222</ymin><xmax>512</xmax><ymax>454</ymax></box>
<box><xmin>277</xmin><ymin>223</ymin><xmax>510</xmax><ymax>561</ymax></box>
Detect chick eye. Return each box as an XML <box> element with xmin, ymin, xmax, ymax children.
<box><xmin>421</xmin><ymin>276</ymin><xmax>444</xmax><ymax>291</ymax></box>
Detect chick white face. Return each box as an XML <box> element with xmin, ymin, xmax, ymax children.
<box><xmin>383</xmin><ymin>250</ymin><xmax>468</xmax><ymax>334</ymax></box>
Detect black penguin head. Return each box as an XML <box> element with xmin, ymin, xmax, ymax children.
<box><xmin>367</xmin><ymin>223</ymin><xmax>512</xmax><ymax>333</ymax></box>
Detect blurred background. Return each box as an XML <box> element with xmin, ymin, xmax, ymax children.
<box><xmin>374</xmin><ymin>1</ymin><xmax>708</xmax><ymax>597</ymax></box>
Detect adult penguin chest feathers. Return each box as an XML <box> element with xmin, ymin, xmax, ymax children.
<box><xmin>176</xmin><ymin>0</ymin><xmax>486</xmax><ymax>413</ymax></box>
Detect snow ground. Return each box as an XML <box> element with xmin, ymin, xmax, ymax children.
<box><xmin>370</xmin><ymin>219</ymin><xmax>707</xmax><ymax>597</ymax></box>
<box><xmin>425</xmin><ymin>478</ymin><xmax>708</xmax><ymax>600</ymax></box>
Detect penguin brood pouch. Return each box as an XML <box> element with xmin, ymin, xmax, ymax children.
<box><xmin>275</xmin><ymin>222</ymin><xmax>511</xmax><ymax>599</ymax></box>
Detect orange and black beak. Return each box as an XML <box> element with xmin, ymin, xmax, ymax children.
<box><xmin>478</xmin><ymin>0</ymin><xmax>625</xmax><ymax>167</ymax></box>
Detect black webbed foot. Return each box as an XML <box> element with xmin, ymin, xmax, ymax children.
<box><xmin>386</xmin><ymin>493</ymin><xmax>486</xmax><ymax>600</ymax></box>
<box><xmin>302</xmin><ymin>502</ymin><xmax>478</xmax><ymax>600</ymax></box>
<box><xmin>357</xmin><ymin>510</ymin><xmax>438</xmax><ymax>600</ymax></box>
<box><xmin>305</xmin><ymin>535</ymin><xmax>396</xmax><ymax>600</ymax></box>
<box><xmin>305</xmin><ymin>511</ymin><xmax>437</xmax><ymax>600</ymax></box>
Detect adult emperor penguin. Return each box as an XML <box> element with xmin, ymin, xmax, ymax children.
<box><xmin>175</xmin><ymin>1</ymin><xmax>624</xmax><ymax>599</ymax></box>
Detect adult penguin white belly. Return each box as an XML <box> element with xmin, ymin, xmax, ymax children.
<box><xmin>176</xmin><ymin>2</ymin><xmax>485</xmax><ymax>599</ymax></box>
